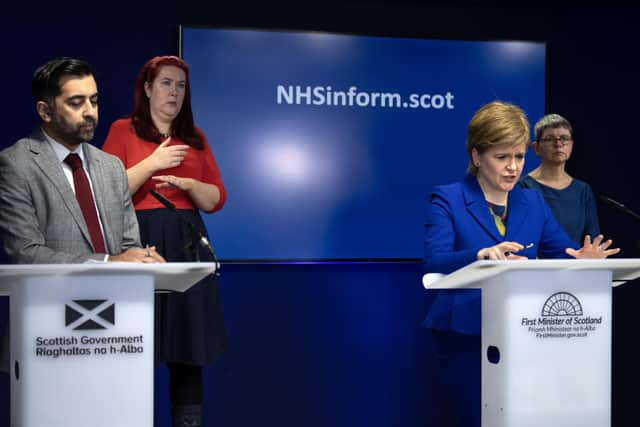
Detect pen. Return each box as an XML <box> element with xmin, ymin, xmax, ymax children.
<box><xmin>504</xmin><ymin>242</ymin><xmax>534</xmax><ymax>257</ymax></box>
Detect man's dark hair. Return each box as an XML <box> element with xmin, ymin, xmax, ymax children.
<box><xmin>31</xmin><ymin>57</ymin><xmax>95</xmax><ymax>105</ymax></box>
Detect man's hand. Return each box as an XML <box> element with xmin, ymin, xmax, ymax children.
<box><xmin>108</xmin><ymin>246</ymin><xmax>166</xmax><ymax>263</ymax></box>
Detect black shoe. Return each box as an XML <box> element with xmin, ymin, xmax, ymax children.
<box><xmin>172</xmin><ymin>404</ymin><xmax>202</xmax><ymax>427</ymax></box>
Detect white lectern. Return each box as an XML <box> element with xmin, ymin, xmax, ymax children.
<box><xmin>0</xmin><ymin>262</ymin><xmax>217</xmax><ymax>427</ymax></box>
<box><xmin>423</xmin><ymin>259</ymin><xmax>640</xmax><ymax>427</ymax></box>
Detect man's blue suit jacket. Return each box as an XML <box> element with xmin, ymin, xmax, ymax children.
<box><xmin>422</xmin><ymin>174</ymin><xmax>577</xmax><ymax>334</ymax></box>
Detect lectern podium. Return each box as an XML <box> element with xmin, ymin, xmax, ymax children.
<box><xmin>0</xmin><ymin>262</ymin><xmax>217</xmax><ymax>427</ymax></box>
<box><xmin>423</xmin><ymin>259</ymin><xmax>640</xmax><ymax>427</ymax></box>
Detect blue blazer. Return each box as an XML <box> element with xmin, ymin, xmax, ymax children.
<box><xmin>422</xmin><ymin>174</ymin><xmax>578</xmax><ymax>334</ymax></box>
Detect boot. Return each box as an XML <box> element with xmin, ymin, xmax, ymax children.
<box><xmin>172</xmin><ymin>404</ymin><xmax>202</xmax><ymax>427</ymax></box>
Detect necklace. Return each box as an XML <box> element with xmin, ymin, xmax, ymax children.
<box><xmin>160</xmin><ymin>132</ymin><xmax>170</xmax><ymax>139</ymax></box>
<box><xmin>487</xmin><ymin>202</ymin><xmax>507</xmax><ymax>236</ymax></box>
<box><xmin>487</xmin><ymin>202</ymin><xmax>507</xmax><ymax>221</ymax></box>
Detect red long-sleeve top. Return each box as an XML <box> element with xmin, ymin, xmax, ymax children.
<box><xmin>102</xmin><ymin>118</ymin><xmax>226</xmax><ymax>213</ymax></box>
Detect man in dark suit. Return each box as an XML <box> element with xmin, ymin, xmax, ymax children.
<box><xmin>0</xmin><ymin>57</ymin><xmax>164</xmax><ymax>264</ymax></box>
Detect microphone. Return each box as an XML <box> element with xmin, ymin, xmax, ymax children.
<box><xmin>149</xmin><ymin>189</ymin><xmax>220</xmax><ymax>270</ymax></box>
<box><xmin>598</xmin><ymin>194</ymin><xmax>640</xmax><ymax>222</ymax></box>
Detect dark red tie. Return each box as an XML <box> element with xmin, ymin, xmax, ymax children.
<box><xmin>64</xmin><ymin>153</ymin><xmax>107</xmax><ymax>253</ymax></box>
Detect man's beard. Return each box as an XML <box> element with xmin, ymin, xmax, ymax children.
<box><xmin>50</xmin><ymin>113</ymin><xmax>98</xmax><ymax>146</ymax></box>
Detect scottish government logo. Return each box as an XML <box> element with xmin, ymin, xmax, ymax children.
<box><xmin>33</xmin><ymin>298</ymin><xmax>145</xmax><ymax>359</ymax></box>
<box><xmin>65</xmin><ymin>299</ymin><xmax>115</xmax><ymax>330</ymax></box>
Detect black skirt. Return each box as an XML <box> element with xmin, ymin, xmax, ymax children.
<box><xmin>136</xmin><ymin>208</ymin><xmax>227</xmax><ymax>366</ymax></box>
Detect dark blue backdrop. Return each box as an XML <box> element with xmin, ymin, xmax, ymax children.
<box><xmin>2</xmin><ymin>3</ymin><xmax>640</xmax><ymax>427</ymax></box>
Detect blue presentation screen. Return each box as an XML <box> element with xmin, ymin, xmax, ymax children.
<box><xmin>180</xmin><ymin>27</ymin><xmax>545</xmax><ymax>261</ymax></box>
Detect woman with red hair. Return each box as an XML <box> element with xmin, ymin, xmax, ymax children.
<box><xmin>103</xmin><ymin>56</ymin><xmax>226</xmax><ymax>427</ymax></box>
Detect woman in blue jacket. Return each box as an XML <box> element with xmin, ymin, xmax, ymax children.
<box><xmin>422</xmin><ymin>101</ymin><xmax>619</xmax><ymax>426</ymax></box>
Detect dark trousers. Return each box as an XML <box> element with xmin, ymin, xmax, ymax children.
<box><xmin>168</xmin><ymin>363</ymin><xmax>203</xmax><ymax>405</ymax></box>
<box><xmin>428</xmin><ymin>329</ymin><xmax>481</xmax><ymax>427</ymax></box>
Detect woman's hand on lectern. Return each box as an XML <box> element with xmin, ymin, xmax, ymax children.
<box><xmin>566</xmin><ymin>234</ymin><xmax>620</xmax><ymax>259</ymax></box>
<box><xmin>477</xmin><ymin>241</ymin><xmax>528</xmax><ymax>261</ymax></box>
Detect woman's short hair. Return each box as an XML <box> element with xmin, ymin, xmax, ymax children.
<box><xmin>466</xmin><ymin>101</ymin><xmax>530</xmax><ymax>175</ymax></box>
<box><xmin>534</xmin><ymin>113</ymin><xmax>573</xmax><ymax>142</ymax></box>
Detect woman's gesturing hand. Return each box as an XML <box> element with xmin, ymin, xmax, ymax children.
<box><xmin>151</xmin><ymin>138</ymin><xmax>189</xmax><ymax>171</ymax></box>
<box><xmin>566</xmin><ymin>234</ymin><xmax>620</xmax><ymax>259</ymax></box>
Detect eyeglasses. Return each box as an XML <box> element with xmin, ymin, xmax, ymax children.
<box><xmin>539</xmin><ymin>135</ymin><xmax>572</xmax><ymax>146</ymax></box>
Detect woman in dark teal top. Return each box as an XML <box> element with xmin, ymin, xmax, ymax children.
<box><xmin>519</xmin><ymin>113</ymin><xmax>600</xmax><ymax>245</ymax></box>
